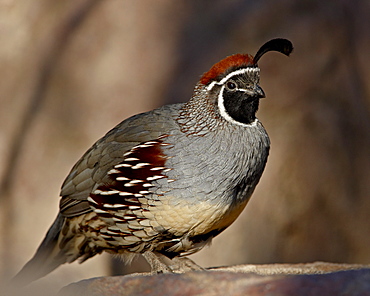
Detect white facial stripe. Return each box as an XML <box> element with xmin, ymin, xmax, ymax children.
<box><xmin>236</xmin><ymin>88</ymin><xmax>255</xmax><ymax>95</ymax></box>
<box><xmin>217</xmin><ymin>84</ymin><xmax>258</xmax><ymax>127</ymax></box>
<box><xmin>206</xmin><ymin>67</ymin><xmax>260</xmax><ymax>91</ymax></box>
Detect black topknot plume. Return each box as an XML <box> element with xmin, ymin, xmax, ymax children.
<box><xmin>253</xmin><ymin>38</ymin><xmax>293</xmax><ymax>64</ymax></box>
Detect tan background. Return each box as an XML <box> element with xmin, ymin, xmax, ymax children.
<box><xmin>1</xmin><ymin>0</ymin><xmax>369</xmax><ymax>293</ymax></box>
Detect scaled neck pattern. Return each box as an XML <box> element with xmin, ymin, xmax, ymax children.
<box><xmin>177</xmin><ymin>84</ymin><xmax>224</xmax><ymax>136</ymax></box>
<box><xmin>176</xmin><ymin>83</ymin><xmax>259</xmax><ymax>136</ymax></box>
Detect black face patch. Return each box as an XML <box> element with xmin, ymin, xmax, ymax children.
<box><xmin>222</xmin><ymin>87</ymin><xmax>260</xmax><ymax>124</ymax></box>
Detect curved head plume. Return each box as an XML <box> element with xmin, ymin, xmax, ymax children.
<box><xmin>200</xmin><ymin>38</ymin><xmax>293</xmax><ymax>85</ymax></box>
<box><xmin>253</xmin><ymin>38</ymin><xmax>293</xmax><ymax>64</ymax></box>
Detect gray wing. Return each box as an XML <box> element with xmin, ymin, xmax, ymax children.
<box><xmin>59</xmin><ymin>104</ymin><xmax>181</xmax><ymax>217</ymax></box>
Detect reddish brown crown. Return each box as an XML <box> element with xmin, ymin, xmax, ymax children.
<box><xmin>200</xmin><ymin>54</ymin><xmax>254</xmax><ymax>85</ymax></box>
<box><xmin>199</xmin><ymin>38</ymin><xmax>293</xmax><ymax>86</ymax></box>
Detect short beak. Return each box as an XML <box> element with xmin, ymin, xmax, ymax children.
<box><xmin>254</xmin><ymin>85</ymin><xmax>265</xmax><ymax>98</ymax></box>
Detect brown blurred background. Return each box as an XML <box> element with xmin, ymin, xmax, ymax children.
<box><xmin>1</xmin><ymin>0</ymin><xmax>369</xmax><ymax>293</ymax></box>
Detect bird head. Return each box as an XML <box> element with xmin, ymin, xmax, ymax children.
<box><xmin>198</xmin><ymin>38</ymin><xmax>293</xmax><ymax>126</ymax></box>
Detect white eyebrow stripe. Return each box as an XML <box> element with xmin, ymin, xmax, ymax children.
<box><xmin>206</xmin><ymin>67</ymin><xmax>260</xmax><ymax>91</ymax></box>
<box><xmin>236</xmin><ymin>88</ymin><xmax>255</xmax><ymax>94</ymax></box>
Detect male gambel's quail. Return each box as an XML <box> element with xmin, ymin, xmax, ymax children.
<box><xmin>15</xmin><ymin>38</ymin><xmax>293</xmax><ymax>284</ymax></box>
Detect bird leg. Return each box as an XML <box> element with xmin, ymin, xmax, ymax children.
<box><xmin>169</xmin><ymin>256</ymin><xmax>205</xmax><ymax>272</ymax></box>
<box><xmin>142</xmin><ymin>251</ymin><xmax>205</xmax><ymax>274</ymax></box>
<box><xmin>142</xmin><ymin>251</ymin><xmax>172</xmax><ymax>273</ymax></box>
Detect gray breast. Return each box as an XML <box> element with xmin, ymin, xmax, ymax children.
<box><xmin>157</xmin><ymin>119</ymin><xmax>270</xmax><ymax>207</ymax></box>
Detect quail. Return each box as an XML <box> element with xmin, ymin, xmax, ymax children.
<box><xmin>14</xmin><ymin>38</ymin><xmax>293</xmax><ymax>284</ymax></box>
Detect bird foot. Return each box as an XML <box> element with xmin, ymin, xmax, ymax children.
<box><xmin>143</xmin><ymin>252</ymin><xmax>204</xmax><ymax>274</ymax></box>
<box><xmin>142</xmin><ymin>251</ymin><xmax>173</xmax><ymax>273</ymax></box>
<box><xmin>169</xmin><ymin>256</ymin><xmax>205</xmax><ymax>273</ymax></box>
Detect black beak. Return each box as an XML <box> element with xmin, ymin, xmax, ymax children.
<box><xmin>254</xmin><ymin>85</ymin><xmax>265</xmax><ymax>98</ymax></box>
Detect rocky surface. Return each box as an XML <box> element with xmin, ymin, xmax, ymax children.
<box><xmin>58</xmin><ymin>262</ymin><xmax>370</xmax><ymax>296</ymax></box>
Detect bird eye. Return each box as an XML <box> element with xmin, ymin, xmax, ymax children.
<box><xmin>226</xmin><ymin>81</ymin><xmax>237</xmax><ymax>90</ymax></box>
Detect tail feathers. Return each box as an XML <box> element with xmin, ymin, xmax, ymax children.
<box><xmin>12</xmin><ymin>213</ymin><xmax>68</xmax><ymax>285</ymax></box>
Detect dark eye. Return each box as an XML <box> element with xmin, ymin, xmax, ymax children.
<box><xmin>226</xmin><ymin>81</ymin><xmax>237</xmax><ymax>90</ymax></box>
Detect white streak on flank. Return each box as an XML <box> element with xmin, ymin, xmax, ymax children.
<box><xmin>119</xmin><ymin>192</ymin><xmax>133</xmax><ymax>196</ymax></box>
<box><xmin>137</xmin><ymin>144</ymin><xmax>153</xmax><ymax>148</ymax></box>
<box><xmin>167</xmin><ymin>179</ymin><xmax>175</xmax><ymax>183</ymax></box>
<box><xmin>125</xmin><ymin>157</ymin><xmax>140</xmax><ymax>161</ymax></box>
<box><xmin>94</xmin><ymin>209</ymin><xmax>109</xmax><ymax>214</ymax></box>
<box><xmin>129</xmin><ymin>180</ymin><xmax>144</xmax><ymax>185</ymax></box>
<box><xmin>99</xmin><ymin>190</ymin><xmax>120</xmax><ymax>195</ymax></box>
<box><xmin>132</xmin><ymin>163</ymin><xmax>151</xmax><ymax>169</ymax></box>
<box><xmin>108</xmin><ymin>169</ymin><xmax>121</xmax><ymax>174</ymax></box>
<box><xmin>143</xmin><ymin>183</ymin><xmax>154</xmax><ymax>187</ymax></box>
<box><xmin>123</xmin><ymin>151</ymin><xmax>132</xmax><ymax>156</ymax></box>
<box><xmin>87</xmin><ymin>196</ymin><xmax>98</xmax><ymax>204</ymax></box>
<box><xmin>115</xmin><ymin>163</ymin><xmax>132</xmax><ymax>168</ymax></box>
<box><xmin>146</xmin><ymin>175</ymin><xmax>165</xmax><ymax>181</ymax></box>
<box><xmin>116</xmin><ymin>176</ymin><xmax>130</xmax><ymax>181</ymax></box>
<box><xmin>103</xmin><ymin>204</ymin><xmax>127</xmax><ymax>209</ymax></box>
<box><xmin>206</xmin><ymin>67</ymin><xmax>260</xmax><ymax>91</ymax></box>
<box><xmin>150</xmin><ymin>167</ymin><xmax>165</xmax><ymax>171</ymax></box>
